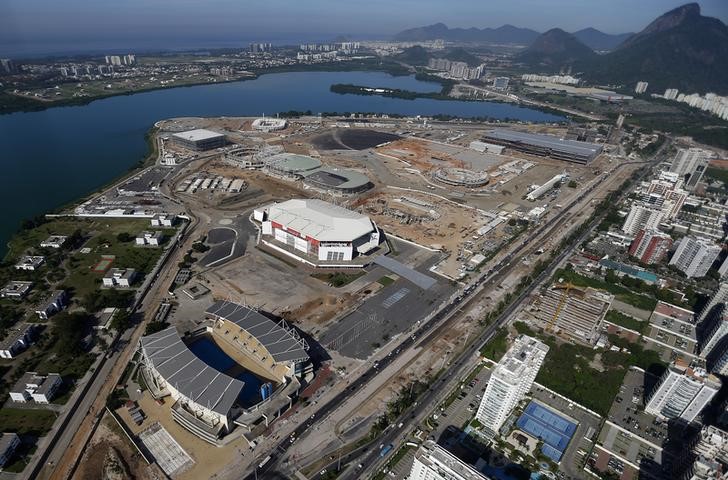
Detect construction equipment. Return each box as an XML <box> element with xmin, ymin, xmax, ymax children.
<box><xmin>547</xmin><ymin>282</ymin><xmax>574</xmax><ymax>332</ymax></box>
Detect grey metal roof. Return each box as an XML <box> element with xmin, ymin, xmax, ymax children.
<box><xmin>484</xmin><ymin>129</ymin><xmax>602</xmax><ymax>158</ymax></box>
<box><xmin>206</xmin><ymin>301</ymin><xmax>309</xmax><ymax>364</ymax></box>
<box><xmin>140</xmin><ymin>327</ymin><xmax>244</xmax><ymax>416</ymax></box>
<box><xmin>374</xmin><ymin>255</ymin><xmax>437</xmax><ymax>290</ymax></box>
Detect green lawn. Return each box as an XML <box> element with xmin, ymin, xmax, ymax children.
<box><xmin>706</xmin><ymin>167</ymin><xmax>728</xmax><ymax>185</ymax></box>
<box><xmin>311</xmin><ymin>271</ymin><xmax>365</xmax><ymax>288</ymax></box>
<box><xmin>605</xmin><ymin>309</ymin><xmax>646</xmax><ymax>333</ymax></box>
<box><xmin>480</xmin><ymin>329</ymin><xmax>509</xmax><ymax>362</ymax></box>
<box><xmin>0</xmin><ymin>408</ymin><xmax>57</xmax><ymax>436</ymax></box>
<box><xmin>377</xmin><ymin>276</ymin><xmax>395</xmax><ymax>287</ymax></box>
<box><xmin>554</xmin><ymin>268</ymin><xmax>657</xmax><ymax>311</ymax></box>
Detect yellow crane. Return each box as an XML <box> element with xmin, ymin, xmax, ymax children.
<box><xmin>547</xmin><ymin>283</ymin><xmax>573</xmax><ymax>332</ymax></box>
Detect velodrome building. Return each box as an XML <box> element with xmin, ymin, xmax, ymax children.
<box><xmin>139</xmin><ymin>301</ymin><xmax>310</xmax><ymax>444</ymax></box>
<box><xmin>253</xmin><ymin>199</ymin><xmax>381</xmax><ymax>267</ymax></box>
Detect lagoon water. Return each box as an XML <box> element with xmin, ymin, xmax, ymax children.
<box><xmin>0</xmin><ymin>71</ymin><xmax>563</xmax><ymax>256</ymax></box>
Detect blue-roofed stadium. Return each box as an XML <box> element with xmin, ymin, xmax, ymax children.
<box><xmin>516</xmin><ymin>401</ymin><xmax>577</xmax><ymax>462</ymax></box>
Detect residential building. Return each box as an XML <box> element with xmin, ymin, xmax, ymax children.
<box><xmin>35</xmin><ymin>290</ymin><xmax>67</xmax><ymax>320</ymax></box>
<box><xmin>135</xmin><ymin>230</ymin><xmax>164</xmax><ymax>246</ymax></box>
<box><xmin>0</xmin><ymin>433</ymin><xmax>21</xmax><ymax>468</ymax></box>
<box><xmin>9</xmin><ymin>372</ymin><xmax>62</xmax><ymax>404</ymax></box>
<box><xmin>14</xmin><ymin>255</ymin><xmax>45</xmax><ymax>271</ymax></box>
<box><xmin>635</xmin><ymin>81</ymin><xmax>649</xmax><ymax>94</ymax></box>
<box><xmin>409</xmin><ymin>440</ymin><xmax>490</xmax><ymax>480</ymax></box>
<box><xmin>493</xmin><ymin>77</ymin><xmax>509</xmax><ymax>90</ymax></box>
<box><xmin>670</xmin><ymin>148</ymin><xmax>715</xmax><ymax>190</ymax></box>
<box><xmin>678</xmin><ymin>425</ymin><xmax>728</xmax><ymax>480</ymax></box>
<box><xmin>645</xmin><ymin>359</ymin><xmax>720</xmax><ymax>422</ymax></box>
<box><xmin>669</xmin><ymin>237</ymin><xmax>721</xmax><ymax>278</ymax></box>
<box><xmin>476</xmin><ymin>335</ymin><xmax>549</xmax><ymax>436</ymax></box>
<box><xmin>665</xmin><ymin>89</ymin><xmax>680</xmax><ymax>100</ymax></box>
<box><xmin>629</xmin><ymin>229</ymin><xmax>673</xmax><ymax>264</ymax></box>
<box><xmin>647</xmin><ymin>301</ymin><xmax>697</xmax><ymax>358</ymax></box>
<box><xmin>40</xmin><ymin>235</ymin><xmax>68</xmax><ymax>248</ymax></box>
<box><xmin>622</xmin><ymin>204</ymin><xmax>665</xmax><ymax>235</ymax></box>
<box><xmin>0</xmin><ymin>58</ymin><xmax>19</xmax><ymax>74</ymax></box>
<box><xmin>102</xmin><ymin>268</ymin><xmax>136</xmax><ymax>288</ymax></box>
<box><xmin>0</xmin><ymin>324</ymin><xmax>36</xmax><ymax>359</ymax></box>
<box><xmin>719</xmin><ymin>256</ymin><xmax>728</xmax><ymax>279</ymax></box>
<box><xmin>697</xmin><ymin>284</ymin><xmax>728</xmax><ymax>325</ymax></box>
<box><xmin>0</xmin><ymin>281</ymin><xmax>33</xmax><ymax>300</ymax></box>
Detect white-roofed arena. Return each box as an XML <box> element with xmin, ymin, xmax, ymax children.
<box><xmin>253</xmin><ymin>199</ymin><xmax>381</xmax><ymax>267</ymax></box>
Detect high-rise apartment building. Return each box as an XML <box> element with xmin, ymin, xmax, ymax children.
<box><xmin>670</xmin><ymin>148</ymin><xmax>715</xmax><ymax>190</ymax></box>
<box><xmin>629</xmin><ymin>229</ymin><xmax>673</xmax><ymax>264</ymax></box>
<box><xmin>635</xmin><ymin>81</ymin><xmax>649</xmax><ymax>94</ymax></box>
<box><xmin>645</xmin><ymin>359</ymin><xmax>721</xmax><ymax>422</ymax></box>
<box><xmin>475</xmin><ymin>335</ymin><xmax>548</xmax><ymax>436</ymax></box>
<box><xmin>622</xmin><ymin>204</ymin><xmax>666</xmax><ymax>235</ymax></box>
<box><xmin>409</xmin><ymin>441</ymin><xmax>490</xmax><ymax>480</ymax></box>
<box><xmin>669</xmin><ymin>236</ymin><xmax>721</xmax><ymax>278</ymax></box>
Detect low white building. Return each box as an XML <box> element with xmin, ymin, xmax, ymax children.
<box><xmin>14</xmin><ymin>255</ymin><xmax>45</xmax><ymax>271</ymax></box>
<box><xmin>135</xmin><ymin>230</ymin><xmax>164</xmax><ymax>246</ymax></box>
<box><xmin>0</xmin><ymin>324</ymin><xmax>36</xmax><ymax>359</ymax></box>
<box><xmin>103</xmin><ymin>268</ymin><xmax>137</xmax><ymax>288</ymax></box>
<box><xmin>35</xmin><ymin>290</ymin><xmax>67</xmax><ymax>320</ymax></box>
<box><xmin>0</xmin><ymin>281</ymin><xmax>33</xmax><ymax>300</ymax></box>
<box><xmin>40</xmin><ymin>235</ymin><xmax>68</xmax><ymax>249</ymax></box>
<box><xmin>9</xmin><ymin>372</ymin><xmax>62</xmax><ymax>404</ymax></box>
<box><xmin>150</xmin><ymin>214</ymin><xmax>177</xmax><ymax>227</ymax></box>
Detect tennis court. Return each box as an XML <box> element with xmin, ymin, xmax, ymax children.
<box><xmin>516</xmin><ymin>401</ymin><xmax>577</xmax><ymax>462</ymax></box>
<box><xmin>92</xmin><ymin>255</ymin><xmax>115</xmax><ymax>272</ymax></box>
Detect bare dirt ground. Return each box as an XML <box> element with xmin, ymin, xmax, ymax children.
<box><xmin>73</xmin><ymin>414</ymin><xmax>157</xmax><ymax>480</ymax></box>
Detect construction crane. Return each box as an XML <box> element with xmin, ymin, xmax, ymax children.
<box><xmin>547</xmin><ymin>283</ymin><xmax>574</xmax><ymax>332</ymax></box>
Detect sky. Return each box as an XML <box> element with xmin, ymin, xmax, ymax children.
<box><xmin>1</xmin><ymin>0</ymin><xmax>727</xmax><ymax>56</ymax></box>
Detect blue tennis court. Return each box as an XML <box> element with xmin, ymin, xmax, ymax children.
<box><xmin>516</xmin><ymin>401</ymin><xmax>577</xmax><ymax>462</ymax></box>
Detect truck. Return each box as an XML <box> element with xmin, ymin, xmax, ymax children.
<box><xmin>380</xmin><ymin>444</ymin><xmax>394</xmax><ymax>457</ymax></box>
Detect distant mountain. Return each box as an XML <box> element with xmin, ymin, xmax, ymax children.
<box><xmin>394</xmin><ymin>46</ymin><xmax>431</xmax><ymax>66</ymax></box>
<box><xmin>582</xmin><ymin>3</ymin><xmax>728</xmax><ymax>94</ymax></box>
<box><xmin>393</xmin><ymin>23</ymin><xmax>540</xmax><ymax>45</ymax></box>
<box><xmin>572</xmin><ymin>28</ymin><xmax>633</xmax><ymax>51</ymax></box>
<box><xmin>515</xmin><ymin>28</ymin><xmax>596</xmax><ymax>66</ymax></box>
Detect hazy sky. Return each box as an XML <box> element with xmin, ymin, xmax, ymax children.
<box><xmin>2</xmin><ymin>0</ymin><xmax>727</xmax><ymax>55</ymax></box>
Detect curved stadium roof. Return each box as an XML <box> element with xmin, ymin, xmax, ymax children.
<box><xmin>206</xmin><ymin>300</ymin><xmax>309</xmax><ymax>364</ymax></box>
<box><xmin>140</xmin><ymin>327</ymin><xmax>244</xmax><ymax>416</ymax></box>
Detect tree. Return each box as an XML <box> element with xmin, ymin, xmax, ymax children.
<box><xmin>116</xmin><ymin>232</ymin><xmax>133</xmax><ymax>243</ymax></box>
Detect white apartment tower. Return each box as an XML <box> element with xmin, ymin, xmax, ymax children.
<box><xmin>476</xmin><ymin>335</ymin><xmax>549</xmax><ymax>436</ymax></box>
<box><xmin>669</xmin><ymin>236</ymin><xmax>721</xmax><ymax>278</ymax></box>
<box><xmin>645</xmin><ymin>359</ymin><xmax>721</xmax><ymax>423</ymax></box>
<box><xmin>698</xmin><ymin>284</ymin><xmax>728</xmax><ymax>324</ymax></box>
<box><xmin>670</xmin><ymin>148</ymin><xmax>715</xmax><ymax>190</ymax></box>
<box><xmin>635</xmin><ymin>81</ymin><xmax>649</xmax><ymax>94</ymax></box>
<box><xmin>622</xmin><ymin>204</ymin><xmax>666</xmax><ymax>235</ymax></box>
<box><xmin>409</xmin><ymin>440</ymin><xmax>490</xmax><ymax>480</ymax></box>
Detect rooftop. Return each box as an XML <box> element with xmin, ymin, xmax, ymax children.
<box><xmin>485</xmin><ymin>129</ymin><xmax>602</xmax><ymax>157</ymax></box>
<box><xmin>140</xmin><ymin>327</ymin><xmax>244</xmax><ymax>417</ymax></box>
<box><xmin>266</xmin><ymin>153</ymin><xmax>322</xmax><ymax>173</ymax></box>
<box><xmin>261</xmin><ymin>198</ymin><xmax>375</xmax><ymax>243</ymax></box>
<box><xmin>652</xmin><ymin>301</ymin><xmax>694</xmax><ymax>324</ymax></box>
<box><xmin>302</xmin><ymin>166</ymin><xmax>371</xmax><ymax>190</ymax></box>
<box><xmin>172</xmin><ymin>129</ymin><xmax>225</xmax><ymax>142</ymax></box>
<box><xmin>495</xmin><ymin>335</ymin><xmax>549</xmax><ymax>384</ymax></box>
<box><xmin>206</xmin><ymin>300</ymin><xmax>309</xmax><ymax>364</ymax></box>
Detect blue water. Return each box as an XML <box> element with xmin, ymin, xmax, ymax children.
<box><xmin>188</xmin><ymin>337</ymin><xmax>263</xmax><ymax>406</ymax></box>
<box><xmin>0</xmin><ymin>71</ymin><xmax>563</xmax><ymax>257</ymax></box>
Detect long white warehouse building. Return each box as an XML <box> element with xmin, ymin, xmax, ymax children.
<box><xmin>254</xmin><ymin>199</ymin><xmax>380</xmax><ymax>267</ymax></box>
<box><xmin>526</xmin><ymin>174</ymin><xmax>567</xmax><ymax>201</ymax></box>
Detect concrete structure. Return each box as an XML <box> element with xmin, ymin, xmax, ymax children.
<box><xmin>0</xmin><ymin>433</ymin><xmax>20</xmax><ymax>468</ymax></box>
<box><xmin>251</xmin><ymin>117</ymin><xmax>287</xmax><ymax>132</ymax></box>
<box><xmin>645</xmin><ymin>359</ymin><xmax>720</xmax><ymax>422</ymax></box>
<box><xmin>35</xmin><ymin>290</ymin><xmax>67</xmax><ymax>320</ymax></box>
<box><xmin>647</xmin><ymin>301</ymin><xmax>697</xmax><ymax>358</ymax></box>
<box><xmin>0</xmin><ymin>280</ymin><xmax>33</xmax><ymax>300</ymax></box>
<box><xmin>0</xmin><ymin>324</ymin><xmax>35</xmax><ymax>359</ymax></box>
<box><xmin>14</xmin><ymin>255</ymin><xmax>45</xmax><ymax>271</ymax></box>
<box><xmin>40</xmin><ymin>235</ymin><xmax>67</xmax><ymax>249</ymax></box>
<box><xmin>526</xmin><ymin>174</ymin><xmax>566</xmax><ymax>201</ymax></box>
<box><xmin>469</xmin><ymin>141</ymin><xmax>504</xmax><ymax>154</ymax></box>
<box><xmin>171</xmin><ymin>129</ymin><xmax>226</xmax><ymax>151</ymax></box>
<box><xmin>409</xmin><ymin>440</ymin><xmax>489</xmax><ymax>480</ymax></box>
<box><xmin>103</xmin><ymin>268</ymin><xmax>137</xmax><ymax>288</ymax></box>
<box><xmin>476</xmin><ymin>335</ymin><xmax>549</xmax><ymax>436</ymax></box>
<box><xmin>532</xmin><ymin>285</ymin><xmax>612</xmax><ymax>345</ymax></box>
<box><xmin>628</xmin><ymin>229</ymin><xmax>673</xmax><ymax>264</ymax></box>
<box><xmin>482</xmin><ymin>129</ymin><xmax>602</xmax><ymax>164</ymax></box>
<box><xmin>433</xmin><ymin>168</ymin><xmax>490</xmax><ymax>188</ymax></box>
<box><xmin>9</xmin><ymin>372</ymin><xmax>62</xmax><ymax>404</ymax></box>
<box><xmin>136</xmin><ymin>230</ymin><xmax>164</xmax><ymax>246</ymax></box>
<box><xmin>669</xmin><ymin>236</ymin><xmax>721</xmax><ymax>278</ymax></box>
<box><xmin>680</xmin><ymin>425</ymin><xmax>728</xmax><ymax>480</ymax></box>
<box><xmin>719</xmin><ymin>256</ymin><xmax>728</xmax><ymax>279</ymax></box>
<box><xmin>698</xmin><ymin>284</ymin><xmax>728</xmax><ymax>325</ymax></box>
<box><xmin>254</xmin><ymin>199</ymin><xmax>380</xmax><ymax>267</ymax></box>
<box><xmin>622</xmin><ymin>204</ymin><xmax>666</xmax><ymax>235</ymax></box>
<box><xmin>301</xmin><ymin>166</ymin><xmax>372</xmax><ymax>195</ymax></box>
<box><xmin>670</xmin><ymin>148</ymin><xmax>715</xmax><ymax>190</ymax></box>
<box><xmin>265</xmin><ymin>153</ymin><xmax>322</xmax><ymax>178</ymax></box>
